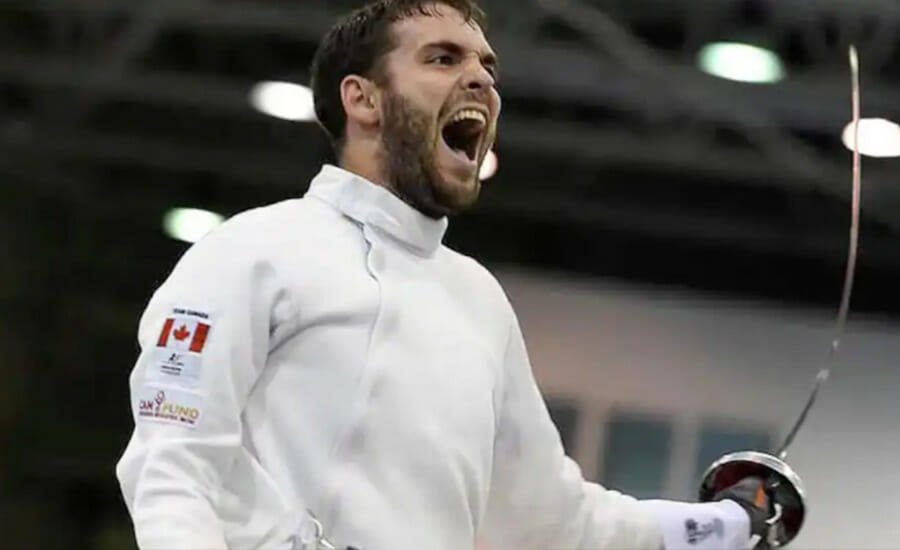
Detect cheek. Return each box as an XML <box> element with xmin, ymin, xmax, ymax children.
<box><xmin>411</xmin><ymin>91</ymin><xmax>445</xmax><ymax>129</ymax></box>
<box><xmin>406</xmin><ymin>76</ymin><xmax>444</xmax><ymax>104</ymax></box>
<box><xmin>419</xmin><ymin>78</ymin><xmax>456</xmax><ymax>114</ymax></box>
<box><xmin>488</xmin><ymin>91</ymin><xmax>502</xmax><ymax>132</ymax></box>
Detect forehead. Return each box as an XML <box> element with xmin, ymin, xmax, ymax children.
<box><xmin>390</xmin><ymin>5</ymin><xmax>493</xmax><ymax>55</ymax></box>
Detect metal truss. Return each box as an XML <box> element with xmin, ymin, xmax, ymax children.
<box><xmin>1</xmin><ymin>0</ymin><xmax>899</xmax><ymax>248</ymax></box>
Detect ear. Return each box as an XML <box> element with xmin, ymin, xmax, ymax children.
<box><xmin>340</xmin><ymin>75</ymin><xmax>381</xmax><ymax>129</ymax></box>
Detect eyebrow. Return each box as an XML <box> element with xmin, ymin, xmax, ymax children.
<box><xmin>423</xmin><ymin>40</ymin><xmax>500</xmax><ymax>75</ymax></box>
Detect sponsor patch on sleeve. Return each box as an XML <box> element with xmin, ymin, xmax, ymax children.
<box><xmin>136</xmin><ymin>385</ymin><xmax>203</xmax><ymax>429</ymax></box>
<box><xmin>146</xmin><ymin>307</ymin><xmax>213</xmax><ymax>387</ymax></box>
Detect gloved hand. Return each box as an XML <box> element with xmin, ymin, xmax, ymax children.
<box><xmin>713</xmin><ymin>476</ymin><xmax>783</xmax><ymax>548</ymax></box>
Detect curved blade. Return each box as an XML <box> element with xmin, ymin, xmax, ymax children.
<box><xmin>776</xmin><ymin>369</ymin><xmax>829</xmax><ymax>459</ymax></box>
<box><xmin>776</xmin><ymin>45</ymin><xmax>862</xmax><ymax>460</ymax></box>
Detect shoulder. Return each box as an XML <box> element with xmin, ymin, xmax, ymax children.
<box><xmin>171</xmin><ymin>200</ymin><xmax>290</xmax><ymax>269</ymax></box>
<box><xmin>205</xmin><ymin>197</ymin><xmax>334</xmax><ymax>244</ymax></box>
<box><xmin>151</xmin><ymin>199</ymin><xmax>307</xmax><ymax>293</ymax></box>
<box><xmin>177</xmin><ymin>196</ymin><xmax>348</xmax><ymax>266</ymax></box>
<box><xmin>146</xmin><ymin>197</ymin><xmax>338</xmax><ymax>305</ymax></box>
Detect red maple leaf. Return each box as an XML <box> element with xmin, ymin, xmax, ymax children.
<box><xmin>173</xmin><ymin>325</ymin><xmax>191</xmax><ymax>341</ymax></box>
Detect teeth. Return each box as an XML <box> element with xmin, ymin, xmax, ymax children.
<box><xmin>449</xmin><ymin>109</ymin><xmax>486</xmax><ymax>125</ymax></box>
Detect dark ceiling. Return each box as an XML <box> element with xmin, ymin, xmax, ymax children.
<box><xmin>2</xmin><ymin>0</ymin><xmax>899</xmax><ymax>320</ymax></box>
<box><xmin>0</xmin><ymin>0</ymin><xmax>898</xmax><ymax>546</ymax></box>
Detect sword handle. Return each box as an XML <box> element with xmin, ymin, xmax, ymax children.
<box><xmin>699</xmin><ymin>451</ymin><xmax>806</xmax><ymax>547</ymax></box>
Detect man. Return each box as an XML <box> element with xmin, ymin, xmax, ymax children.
<box><xmin>116</xmin><ymin>1</ymin><xmax>783</xmax><ymax>549</ymax></box>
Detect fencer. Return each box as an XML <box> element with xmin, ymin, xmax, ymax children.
<box><xmin>116</xmin><ymin>1</ymin><xmax>790</xmax><ymax>548</ymax></box>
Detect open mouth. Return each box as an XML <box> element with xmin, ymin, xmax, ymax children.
<box><xmin>441</xmin><ymin>109</ymin><xmax>486</xmax><ymax>163</ymax></box>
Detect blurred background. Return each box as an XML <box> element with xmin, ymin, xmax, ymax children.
<box><xmin>1</xmin><ymin>0</ymin><xmax>899</xmax><ymax>548</ymax></box>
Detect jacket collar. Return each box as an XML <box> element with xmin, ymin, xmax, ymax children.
<box><xmin>306</xmin><ymin>164</ymin><xmax>448</xmax><ymax>256</ymax></box>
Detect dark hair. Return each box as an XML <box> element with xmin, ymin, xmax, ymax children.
<box><xmin>310</xmin><ymin>0</ymin><xmax>487</xmax><ymax>153</ymax></box>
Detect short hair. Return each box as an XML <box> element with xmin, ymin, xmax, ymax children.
<box><xmin>310</xmin><ymin>0</ymin><xmax>487</xmax><ymax>153</ymax></box>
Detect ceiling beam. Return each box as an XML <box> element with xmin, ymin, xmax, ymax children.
<box><xmin>0</xmin><ymin>52</ymin><xmax>892</xmax><ymax>178</ymax></box>
<box><xmin>3</xmin><ymin>119</ymin><xmax>897</xmax><ymax>245</ymax></box>
<box><xmin>1</xmin><ymin>126</ymin><xmax>307</xmax><ymax>184</ymax></box>
<box><xmin>1</xmin><ymin>53</ymin><xmax>897</xmax><ymax>227</ymax></box>
<box><xmin>476</xmin><ymin>189</ymin><xmax>900</xmax><ymax>270</ymax></box>
<box><xmin>1</xmin><ymin>1</ymin><xmax>897</xmax><ymax>131</ymax></box>
<box><xmin>5</xmin><ymin>98</ymin><xmax>892</xmax><ymax>211</ymax></box>
<box><xmin>0</xmin><ymin>0</ymin><xmax>335</xmax><ymax>37</ymax></box>
<box><xmin>8</xmin><ymin>0</ymin><xmax>900</xmax><ymax>38</ymax></box>
<box><xmin>1</xmin><ymin>55</ymin><xmax>894</xmax><ymax>211</ymax></box>
<box><xmin>3</xmin><ymin>124</ymin><xmax>893</xmax><ymax>266</ymax></box>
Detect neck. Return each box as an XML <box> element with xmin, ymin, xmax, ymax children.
<box><xmin>339</xmin><ymin>142</ymin><xmax>388</xmax><ymax>192</ymax></box>
<box><xmin>337</xmin><ymin>140</ymin><xmax>449</xmax><ymax>221</ymax></box>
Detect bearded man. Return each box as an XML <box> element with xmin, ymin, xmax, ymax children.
<box><xmin>116</xmin><ymin>2</ymin><xmax>781</xmax><ymax>549</ymax></box>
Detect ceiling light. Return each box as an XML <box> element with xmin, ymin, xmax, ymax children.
<box><xmin>842</xmin><ymin>118</ymin><xmax>900</xmax><ymax>158</ymax></box>
<box><xmin>698</xmin><ymin>42</ymin><xmax>786</xmax><ymax>84</ymax></box>
<box><xmin>480</xmin><ymin>150</ymin><xmax>498</xmax><ymax>180</ymax></box>
<box><xmin>163</xmin><ymin>208</ymin><xmax>225</xmax><ymax>244</ymax></box>
<box><xmin>249</xmin><ymin>81</ymin><xmax>316</xmax><ymax>122</ymax></box>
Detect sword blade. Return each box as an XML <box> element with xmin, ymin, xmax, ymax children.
<box><xmin>776</xmin><ymin>369</ymin><xmax>828</xmax><ymax>459</ymax></box>
<box><xmin>775</xmin><ymin>45</ymin><xmax>862</xmax><ymax>459</ymax></box>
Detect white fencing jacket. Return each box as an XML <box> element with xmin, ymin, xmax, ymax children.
<box><xmin>116</xmin><ymin>165</ymin><xmax>751</xmax><ymax>550</ymax></box>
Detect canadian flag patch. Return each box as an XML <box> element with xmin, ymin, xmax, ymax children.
<box><xmin>146</xmin><ymin>307</ymin><xmax>213</xmax><ymax>387</ymax></box>
<box><xmin>157</xmin><ymin>316</ymin><xmax>210</xmax><ymax>353</ymax></box>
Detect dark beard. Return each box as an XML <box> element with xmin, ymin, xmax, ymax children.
<box><xmin>379</xmin><ymin>91</ymin><xmax>476</xmax><ymax>219</ymax></box>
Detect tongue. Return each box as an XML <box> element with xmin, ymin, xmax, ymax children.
<box><xmin>442</xmin><ymin>135</ymin><xmax>473</xmax><ymax>163</ymax></box>
<box><xmin>442</xmin><ymin>119</ymin><xmax>483</xmax><ymax>161</ymax></box>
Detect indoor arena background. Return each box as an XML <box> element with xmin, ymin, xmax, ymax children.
<box><xmin>1</xmin><ymin>0</ymin><xmax>899</xmax><ymax>548</ymax></box>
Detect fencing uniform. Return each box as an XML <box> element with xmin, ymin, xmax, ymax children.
<box><xmin>116</xmin><ymin>165</ymin><xmax>751</xmax><ymax>550</ymax></box>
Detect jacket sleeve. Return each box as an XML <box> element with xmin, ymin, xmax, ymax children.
<box><xmin>114</xmin><ymin>227</ymin><xmax>295</xmax><ymax>549</ymax></box>
<box><xmin>480</xmin><ymin>315</ymin><xmax>752</xmax><ymax>550</ymax></box>
<box><xmin>480</xmin><ymin>315</ymin><xmax>664</xmax><ymax>549</ymax></box>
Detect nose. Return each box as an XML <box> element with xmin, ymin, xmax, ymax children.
<box><xmin>460</xmin><ymin>56</ymin><xmax>495</xmax><ymax>91</ymax></box>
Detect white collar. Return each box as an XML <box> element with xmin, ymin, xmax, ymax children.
<box><xmin>306</xmin><ymin>165</ymin><xmax>449</xmax><ymax>256</ymax></box>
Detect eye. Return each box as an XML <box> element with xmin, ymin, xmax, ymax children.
<box><xmin>431</xmin><ymin>54</ymin><xmax>456</xmax><ymax>66</ymax></box>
